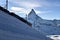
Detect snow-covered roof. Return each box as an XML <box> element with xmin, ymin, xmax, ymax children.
<box><xmin>0</xmin><ymin>6</ymin><xmax>32</xmax><ymax>26</ymax></box>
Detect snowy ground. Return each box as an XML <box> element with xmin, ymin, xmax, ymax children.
<box><xmin>47</xmin><ymin>35</ymin><xmax>60</xmax><ymax>40</ymax></box>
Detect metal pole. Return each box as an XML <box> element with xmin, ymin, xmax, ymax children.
<box><xmin>26</xmin><ymin>14</ymin><xmax>27</xmax><ymax>20</ymax></box>
<box><xmin>6</xmin><ymin>0</ymin><xmax>8</xmax><ymax>9</ymax></box>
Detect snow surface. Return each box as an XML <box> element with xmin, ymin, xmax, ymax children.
<box><xmin>0</xmin><ymin>10</ymin><xmax>52</xmax><ymax>40</ymax></box>
<box><xmin>47</xmin><ymin>35</ymin><xmax>60</xmax><ymax>40</ymax></box>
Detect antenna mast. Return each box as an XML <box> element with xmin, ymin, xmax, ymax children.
<box><xmin>26</xmin><ymin>14</ymin><xmax>27</xmax><ymax>20</ymax></box>
<box><xmin>6</xmin><ymin>0</ymin><xmax>8</xmax><ymax>9</ymax></box>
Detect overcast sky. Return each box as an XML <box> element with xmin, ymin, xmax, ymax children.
<box><xmin>0</xmin><ymin>0</ymin><xmax>60</xmax><ymax>20</ymax></box>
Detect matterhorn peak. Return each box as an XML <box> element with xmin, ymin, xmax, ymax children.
<box><xmin>28</xmin><ymin>9</ymin><xmax>36</xmax><ymax>15</ymax></box>
<box><xmin>31</xmin><ymin>9</ymin><xmax>35</xmax><ymax>12</ymax></box>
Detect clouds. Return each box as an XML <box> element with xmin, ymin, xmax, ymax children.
<box><xmin>19</xmin><ymin>2</ymin><xmax>41</xmax><ymax>9</ymax></box>
<box><xmin>9</xmin><ymin>0</ymin><xmax>42</xmax><ymax>14</ymax></box>
<box><xmin>9</xmin><ymin>0</ymin><xmax>60</xmax><ymax>15</ymax></box>
<box><xmin>9</xmin><ymin>0</ymin><xmax>50</xmax><ymax>15</ymax></box>
<box><xmin>35</xmin><ymin>10</ymin><xmax>51</xmax><ymax>14</ymax></box>
<box><xmin>40</xmin><ymin>0</ymin><xmax>60</xmax><ymax>7</ymax></box>
<box><xmin>0</xmin><ymin>0</ymin><xmax>60</xmax><ymax>19</ymax></box>
<box><xmin>10</xmin><ymin>7</ymin><xmax>30</xmax><ymax>14</ymax></box>
<box><xmin>9</xmin><ymin>0</ymin><xmax>60</xmax><ymax>10</ymax></box>
<box><xmin>10</xmin><ymin>6</ymin><xmax>50</xmax><ymax>15</ymax></box>
<box><xmin>9</xmin><ymin>0</ymin><xmax>41</xmax><ymax>9</ymax></box>
<box><xmin>10</xmin><ymin>7</ymin><xmax>41</xmax><ymax>14</ymax></box>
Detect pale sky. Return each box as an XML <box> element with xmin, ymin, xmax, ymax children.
<box><xmin>0</xmin><ymin>0</ymin><xmax>60</xmax><ymax>20</ymax></box>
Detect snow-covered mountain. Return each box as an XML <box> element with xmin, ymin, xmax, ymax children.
<box><xmin>27</xmin><ymin>9</ymin><xmax>60</xmax><ymax>35</ymax></box>
<box><xmin>28</xmin><ymin>9</ymin><xmax>42</xmax><ymax>23</ymax></box>
<box><xmin>0</xmin><ymin>6</ymin><xmax>52</xmax><ymax>40</ymax></box>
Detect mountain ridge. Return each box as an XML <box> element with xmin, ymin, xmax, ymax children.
<box><xmin>27</xmin><ymin>9</ymin><xmax>60</xmax><ymax>35</ymax></box>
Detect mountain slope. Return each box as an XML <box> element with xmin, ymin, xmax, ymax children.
<box><xmin>28</xmin><ymin>9</ymin><xmax>42</xmax><ymax>23</ymax></box>
<box><xmin>27</xmin><ymin>9</ymin><xmax>60</xmax><ymax>35</ymax></box>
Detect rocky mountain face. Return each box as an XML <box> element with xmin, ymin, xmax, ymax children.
<box><xmin>27</xmin><ymin>9</ymin><xmax>60</xmax><ymax>35</ymax></box>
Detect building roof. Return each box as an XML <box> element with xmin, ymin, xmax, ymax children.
<box><xmin>0</xmin><ymin>6</ymin><xmax>32</xmax><ymax>26</ymax></box>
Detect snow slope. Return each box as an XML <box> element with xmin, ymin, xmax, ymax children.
<box><xmin>0</xmin><ymin>7</ymin><xmax>52</xmax><ymax>40</ymax></box>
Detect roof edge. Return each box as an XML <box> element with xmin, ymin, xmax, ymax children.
<box><xmin>0</xmin><ymin>6</ymin><xmax>32</xmax><ymax>26</ymax></box>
